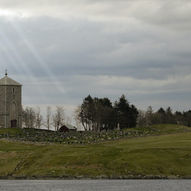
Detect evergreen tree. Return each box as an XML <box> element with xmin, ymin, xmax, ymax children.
<box><xmin>115</xmin><ymin>95</ymin><xmax>138</xmax><ymax>129</ymax></box>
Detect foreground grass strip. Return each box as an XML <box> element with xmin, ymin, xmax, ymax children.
<box><xmin>1</xmin><ymin>132</ymin><xmax>191</xmax><ymax>178</ymax></box>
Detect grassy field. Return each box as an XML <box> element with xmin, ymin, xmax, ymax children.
<box><xmin>0</xmin><ymin>124</ymin><xmax>191</xmax><ymax>179</ymax></box>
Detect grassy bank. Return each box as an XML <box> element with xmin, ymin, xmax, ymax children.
<box><xmin>0</xmin><ymin>124</ymin><xmax>191</xmax><ymax>179</ymax></box>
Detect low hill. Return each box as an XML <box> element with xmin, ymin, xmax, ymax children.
<box><xmin>0</xmin><ymin>124</ymin><xmax>191</xmax><ymax>179</ymax></box>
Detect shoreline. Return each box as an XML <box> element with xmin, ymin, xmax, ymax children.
<box><xmin>0</xmin><ymin>175</ymin><xmax>190</xmax><ymax>180</ymax></box>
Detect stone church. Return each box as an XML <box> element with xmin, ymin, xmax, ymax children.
<box><xmin>0</xmin><ymin>72</ymin><xmax>22</xmax><ymax>128</ymax></box>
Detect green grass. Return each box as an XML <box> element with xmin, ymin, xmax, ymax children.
<box><xmin>0</xmin><ymin>128</ymin><xmax>23</xmax><ymax>135</ymax></box>
<box><xmin>0</xmin><ymin>125</ymin><xmax>191</xmax><ymax>178</ymax></box>
<box><xmin>150</xmin><ymin>124</ymin><xmax>191</xmax><ymax>134</ymax></box>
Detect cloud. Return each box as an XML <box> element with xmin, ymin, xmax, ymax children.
<box><xmin>0</xmin><ymin>0</ymin><xmax>191</xmax><ymax>31</ymax></box>
<box><xmin>0</xmin><ymin>0</ymin><xmax>191</xmax><ymax>114</ymax></box>
<box><xmin>0</xmin><ymin>1</ymin><xmax>190</xmax><ymax>24</ymax></box>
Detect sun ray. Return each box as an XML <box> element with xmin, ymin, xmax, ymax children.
<box><xmin>0</xmin><ymin>21</ymin><xmax>47</xmax><ymax>105</ymax></box>
<box><xmin>0</xmin><ymin>23</ymin><xmax>35</xmax><ymax>78</ymax></box>
<box><xmin>9</xmin><ymin>20</ymin><xmax>66</xmax><ymax>95</ymax></box>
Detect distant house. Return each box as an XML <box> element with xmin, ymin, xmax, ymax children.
<box><xmin>59</xmin><ymin>124</ymin><xmax>77</xmax><ymax>133</ymax></box>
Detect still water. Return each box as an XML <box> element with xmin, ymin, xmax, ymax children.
<box><xmin>0</xmin><ymin>180</ymin><xmax>191</xmax><ymax>191</ymax></box>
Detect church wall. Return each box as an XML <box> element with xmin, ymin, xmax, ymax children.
<box><xmin>0</xmin><ymin>85</ymin><xmax>22</xmax><ymax>128</ymax></box>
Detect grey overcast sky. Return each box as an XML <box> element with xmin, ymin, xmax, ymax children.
<box><xmin>0</xmin><ymin>0</ymin><xmax>191</xmax><ymax>116</ymax></box>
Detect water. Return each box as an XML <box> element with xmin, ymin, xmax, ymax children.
<box><xmin>0</xmin><ymin>180</ymin><xmax>191</xmax><ymax>191</ymax></box>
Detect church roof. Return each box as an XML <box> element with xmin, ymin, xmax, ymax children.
<box><xmin>0</xmin><ymin>75</ymin><xmax>22</xmax><ymax>86</ymax></box>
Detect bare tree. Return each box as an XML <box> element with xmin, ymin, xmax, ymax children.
<box><xmin>145</xmin><ymin>106</ymin><xmax>153</xmax><ymax>126</ymax></box>
<box><xmin>35</xmin><ymin>107</ymin><xmax>43</xmax><ymax>129</ymax></box>
<box><xmin>74</xmin><ymin>106</ymin><xmax>83</xmax><ymax>130</ymax></box>
<box><xmin>22</xmin><ymin>107</ymin><xmax>36</xmax><ymax>128</ymax></box>
<box><xmin>66</xmin><ymin>116</ymin><xmax>72</xmax><ymax>125</ymax></box>
<box><xmin>137</xmin><ymin>110</ymin><xmax>146</xmax><ymax>127</ymax></box>
<box><xmin>53</xmin><ymin>106</ymin><xmax>65</xmax><ymax>131</ymax></box>
<box><xmin>46</xmin><ymin>106</ymin><xmax>52</xmax><ymax>130</ymax></box>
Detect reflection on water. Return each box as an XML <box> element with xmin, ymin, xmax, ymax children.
<box><xmin>0</xmin><ymin>180</ymin><xmax>191</xmax><ymax>191</ymax></box>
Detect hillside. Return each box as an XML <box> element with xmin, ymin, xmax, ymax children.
<box><xmin>0</xmin><ymin>124</ymin><xmax>191</xmax><ymax>179</ymax></box>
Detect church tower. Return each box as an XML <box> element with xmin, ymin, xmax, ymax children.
<box><xmin>0</xmin><ymin>71</ymin><xmax>22</xmax><ymax>128</ymax></box>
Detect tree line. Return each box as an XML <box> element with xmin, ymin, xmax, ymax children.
<box><xmin>22</xmin><ymin>95</ymin><xmax>191</xmax><ymax>131</ymax></box>
<box><xmin>77</xmin><ymin>94</ymin><xmax>138</xmax><ymax>131</ymax></box>
<box><xmin>137</xmin><ymin>106</ymin><xmax>191</xmax><ymax>127</ymax></box>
